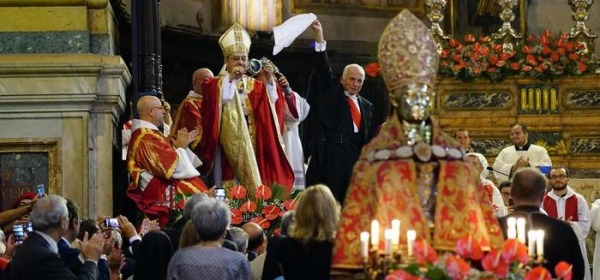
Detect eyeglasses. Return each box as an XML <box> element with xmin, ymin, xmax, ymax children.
<box><xmin>549</xmin><ymin>174</ymin><xmax>568</xmax><ymax>179</ymax></box>
<box><xmin>150</xmin><ymin>106</ymin><xmax>165</xmax><ymax>111</ymax></box>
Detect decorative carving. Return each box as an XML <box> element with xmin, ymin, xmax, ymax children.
<box><xmin>491</xmin><ymin>0</ymin><xmax>522</xmax><ymax>53</ymax></box>
<box><xmin>568</xmin><ymin>0</ymin><xmax>598</xmax><ymax>64</ymax></box>
<box><xmin>564</xmin><ymin>90</ymin><xmax>600</xmax><ymax>108</ymax></box>
<box><xmin>442</xmin><ymin>91</ymin><xmax>511</xmax><ymax>109</ymax></box>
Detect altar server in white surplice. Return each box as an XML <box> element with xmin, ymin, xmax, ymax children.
<box><xmin>492</xmin><ymin>123</ymin><xmax>552</xmax><ymax>182</ymax></box>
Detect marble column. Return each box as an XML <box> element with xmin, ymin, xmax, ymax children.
<box><xmin>0</xmin><ymin>0</ymin><xmax>130</xmax><ymax>218</ymax></box>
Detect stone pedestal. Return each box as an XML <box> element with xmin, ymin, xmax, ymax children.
<box><xmin>0</xmin><ymin>0</ymin><xmax>130</xmax><ymax>218</ymax></box>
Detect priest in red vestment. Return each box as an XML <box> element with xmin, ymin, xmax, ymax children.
<box><xmin>170</xmin><ymin>68</ymin><xmax>214</xmax><ymax>157</ymax></box>
<box><xmin>127</xmin><ymin>95</ymin><xmax>208</xmax><ymax>226</ymax></box>
<box><xmin>197</xmin><ymin>23</ymin><xmax>294</xmax><ymax>193</ymax></box>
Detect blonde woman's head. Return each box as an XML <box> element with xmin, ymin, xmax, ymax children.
<box><xmin>290</xmin><ymin>184</ymin><xmax>340</xmax><ymax>245</ymax></box>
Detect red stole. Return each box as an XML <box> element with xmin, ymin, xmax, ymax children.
<box><xmin>200</xmin><ymin>77</ymin><xmax>294</xmax><ymax>192</ymax></box>
<box><xmin>543</xmin><ymin>194</ymin><xmax>579</xmax><ymax>221</ymax></box>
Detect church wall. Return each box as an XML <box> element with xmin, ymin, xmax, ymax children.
<box><xmin>0</xmin><ymin>1</ymin><xmax>130</xmax><ymax>218</ymax></box>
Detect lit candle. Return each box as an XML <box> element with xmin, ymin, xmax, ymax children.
<box><xmin>516</xmin><ymin>218</ymin><xmax>526</xmax><ymax>244</ymax></box>
<box><xmin>507</xmin><ymin>217</ymin><xmax>517</xmax><ymax>239</ymax></box>
<box><xmin>371</xmin><ymin>220</ymin><xmax>380</xmax><ymax>249</ymax></box>
<box><xmin>407</xmin><ymin>230</ymin><xmax>416</xmax><ymax>257</ymax></box>
<box><xmin>384</xmin><ymin>229</ymin><xmax>393</xmax><ymax>255</ymax></box>
<box><xmin>360</xmin><ymin>232</ymin><xmax>370</xmax><ymax>258</ymax></box>
<box><xmin>391</xmin><ymin>219</ymin><xmax>401</xmax><ymax>246</ymax></box>
<box><xmin>536</xmin><ymin>230</ymin><xmax>545</xmax><ymax>257</ymax></box>
<box><xmin>527</xmin><ymin>230</ymin><xmax>537</xmax><ymax>257</ymax></box>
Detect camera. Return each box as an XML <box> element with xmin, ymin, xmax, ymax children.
<box><xmin>13</xmin><ymin>224</ymin><xmax>25</xmax><ymax>245</ymax></box>
<box><xmin>215</xmin><ymin>188</ymin><xmax>226</xmax><ymax>202</ymax></box>
<box><xmin>104</xmin><ymin>218</ymin><xmax>119</xmax><ymax>228</ymax></box>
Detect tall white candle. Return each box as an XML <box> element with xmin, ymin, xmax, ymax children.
<box><xmin>384</xmin><ymin>229</ymin><xmax>393</xmax><ymax>255</ymax></box>
<box><xmin>536</xmin><ymin>230</ymin><xmax>545</xmax><ymax>256</ymax></box>
<box><xmin>407</xmin><ymin>230</ymin><xmax>416</xmax><ymax>257</ymax></box>
<box><xmin>507</xmin><ymin>217</ymin><xmax>517</xmax><ymax>239</ymax></box>
<box><xmin>371</xmin><ymin>220</ymin><xmax>380</xmax><ymax>249</ymax></box>
<box><xmin>360</xmin><ymin>232</ymin><xmax>370</xmax><ymax>258</ymax></box>
<box><xmin>527</xmin><ymin>230</ymin><xmax>537</xmax><ymax>257</ymax></box>
<box><xmin>516</xmin><ymin>218</ymin><xmax>526</xmax><ymax>244</ymax></box>
<box><xmin>391</xmin><ymin>219</ymin><xmax>401</xmax><ymax>246</ymax></box>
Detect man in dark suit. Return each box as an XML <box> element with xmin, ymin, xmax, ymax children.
<box><xmin>59</xmin><ymin>199</ymin><xmax>111</xmax><ymax>280</ymax></box>
<box><xmin>498</xmin><ymin>168</ymin><xmax>585</xmax><ymax>279</ymax></box>
<box><xmin>305</xmin><ymin>19</ymin><xmax>374</xmax><ymax>204</ymax></box>
<box><xmin>10</xmin><ymin>195</ymin><xmax>105</xmax><ymax>280</ymax></box>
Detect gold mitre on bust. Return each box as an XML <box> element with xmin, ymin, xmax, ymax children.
<box><xmin>378</xmin><ymin>10</ymin><xmax>439</xmax><ymax>92</ymax></box>
<box><xmin>219</xmin><ymin>23</ymin><xmax>251</xmax><ymax>56</ymax></box>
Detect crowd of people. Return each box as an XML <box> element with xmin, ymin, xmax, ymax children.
<box><xmin>4</xmin><ymin>13</ymin><xmax>600</xmax><ymax>280</ymax></box>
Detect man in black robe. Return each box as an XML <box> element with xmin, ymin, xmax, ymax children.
<box><xmin>498</xmin><ymin>168</ymin><xmax>585</xmax><ymax>279</ymax></box>
<box><xmin>305</xmin><ymin>19</ymin><xmax>374</xmax><ymax>204</ymax></box>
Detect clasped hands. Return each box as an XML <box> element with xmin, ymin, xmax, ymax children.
<box><xmin>173</xmin><ymin>128</ymin><xmax>199</xmax><ymax>149</ymax></box>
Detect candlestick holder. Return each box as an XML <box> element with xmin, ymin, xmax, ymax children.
<box><xmin>528</xmin><ymin>254</ymin><xmax>546</xmax><ymax>267</ymax></box>
<box><xmin>425</xmin><ymin>0</ymin><xmax>450</xmax><ymax>54</ymax></box>
<box><xmin>491</xmin><ymin>0</ymin><xmax>522</xmax><ymax>53</ymax></box>
<box><xmin>362</xmin><ymin>249</ymin><xmax>403</xmax><ymax>280</ymax></box>
<box><xmin>568</xmin><ymin>0</ymin><xmax>598</xmax><ymax>64</ymax></box>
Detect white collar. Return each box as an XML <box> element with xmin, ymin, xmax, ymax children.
<box><xmin>186</xmin><ymin>90</ymin><xmax>202</xmax><ymax>99</ymax></box>
<box><xmin>131</xmin><ymin>119</ymin><xmax>160</xmax><ymax>132</ymax></box>
<box><xmin>547</xmin><ymin>186</ymin><xmax>575</xmax><ymax>200</ymax></box>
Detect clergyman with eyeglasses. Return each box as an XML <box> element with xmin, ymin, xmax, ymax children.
<box><xmin>542</xmin><ymin>166</ymin><xmax>592</xmax><ymax>280</ymax></box>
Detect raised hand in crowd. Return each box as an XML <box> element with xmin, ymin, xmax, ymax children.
<box><xmin>80</xmin><ymin>232</ymin><xmax>105</xmax><ymax>262</ymax></box>
<box><xmin>116</xmin><ymin>215</ymin><xmax>138</xmax><ymax>240</ymax></box>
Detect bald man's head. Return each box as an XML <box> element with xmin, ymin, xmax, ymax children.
<box><xmin>511</xmin><ymin>167</ymin><xmax>548</xmax><ymax>207</ymax></box>
<box><xmin>192</xmin><ymin>68</ymin><xmax>214</xmax><ymax>94</ymax></box>
<box><xmin>137</xmin><ymin>95</ymin><xmax>165</xmax><ymax>127</ymax></box>
<box><xmin>241</xmin><ymin>222</ymin><xmax>265</xmax><ymax>254</ymax></box>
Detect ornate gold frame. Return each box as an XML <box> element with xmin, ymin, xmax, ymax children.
<box><xmin>0</xmin><ymin>139</ymin><xmax>61</xmax><ymax>200</ymax></box>
<box><xmin>447</xmin><ymin>0</ymin><xmax>527</xmax><ymax>36</ymax></box>
<box><xmin>292</xmin><ymin>0</ymin><xmax>426</xmax><ymax>18</ymax></box>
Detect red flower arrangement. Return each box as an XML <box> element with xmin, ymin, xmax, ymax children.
<box><xmin>225</xmin><ymin>183</ymin><xmax>302</xmax><ymax>236</ymax></box>
<box><xmin>437</xmin><ymin>30</ymin><xmax>594</xmax><ymax>82</ymax></box>
<box><xmin>385</xmin><ymin>236</ymin><xmax>573</xmax><ymax>280</ymax></box>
